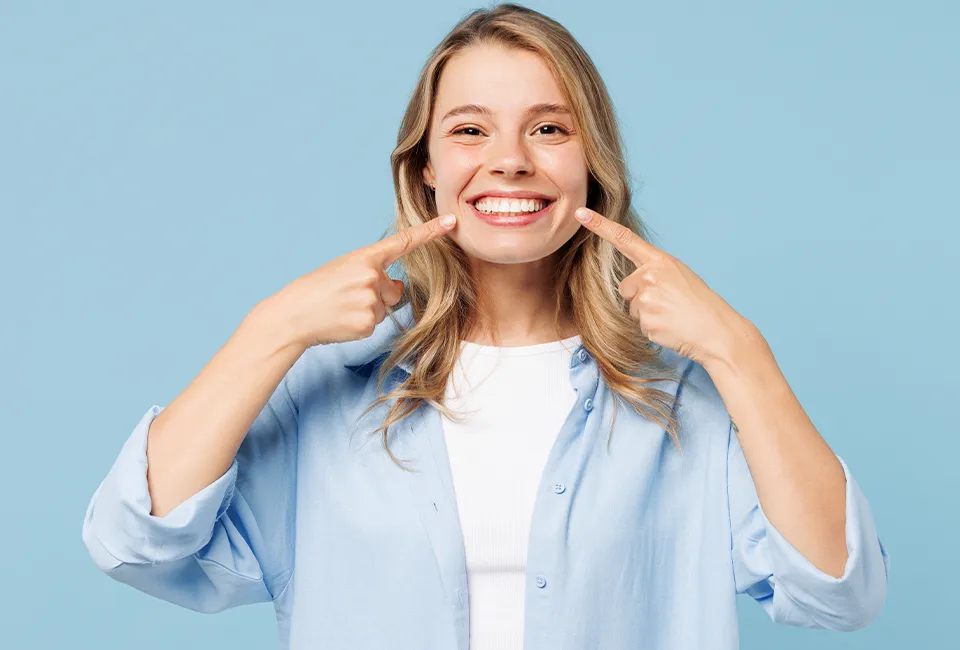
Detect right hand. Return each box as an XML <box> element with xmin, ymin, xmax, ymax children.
<box><xmin>263</xmin><ymin>213</ymin><xmax>458</xmax><ymax>350</ymax></box>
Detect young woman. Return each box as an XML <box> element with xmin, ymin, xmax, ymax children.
<box><xmin>82</xmin><ymin>4</ymin><xmax>889</xmax><ymax>649</ymax></box>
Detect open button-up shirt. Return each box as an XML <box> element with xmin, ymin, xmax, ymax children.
<box><xmin>82</xmin><ymin>302</ymin><xmax>889</xmax><ymax>649</ymax></box>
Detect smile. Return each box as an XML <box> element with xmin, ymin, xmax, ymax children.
<box><xmin>472</xmin><ymin>196</ymin><xmax>549</xmax><ymax>215</ymax></box>
<box><xmin>467</xmin><ymin>197</ymin><xmax>555</xmax><ymax>227</ymax></box>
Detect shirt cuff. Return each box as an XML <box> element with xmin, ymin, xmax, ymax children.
<box><xmin>83</xmin><ymin>404</ymin><xmax>239</xmax><ymax>566</ymax></box>
<box><xmin>759</xmin><ymin>456</ymin><xmax>890</xmax><ymax>630</ymax></box>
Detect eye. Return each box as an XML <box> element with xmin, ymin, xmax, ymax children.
<box><xmin>451</xmin><ymin>126</ymin><xmax>483</xmax><ymax>136</ymax></box>
<box><xmin>536</xmin><ymin>124</ymin><xmax>570</xmax><ymax>136</ymax></box>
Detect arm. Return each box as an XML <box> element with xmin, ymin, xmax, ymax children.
<box><xmin>81</xmin><ymin>297</ymin><xmax>306</xmax><ymax>612</ymax></box>
<box><xmin>568</xmin><ymin>204</ymin><xmax>889</xmax><ymax>628</ymax></box>
<box><xmin>712</xmin><ymin>320</ymin><xmax>889</xmax><ymax>630</ymax></box>
<box><xmin>146</xmin><ymin>297</ymin><xmax>307</xmax><ymax>517</ymax></box>
<box><xmin>82</xmin><ymin>212</ymin><xmax>451</xmax><ymax>611</ymax></box>
<box><xmin>703</xmin><ymin>320</ymin><xmax>847</xmax><ymax>577</ymax></box>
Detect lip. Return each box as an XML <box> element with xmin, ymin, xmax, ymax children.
<box><xmin>468</xmin><ymin>198</ymin><xmax>554</xmax><ymax>227</ymax></box>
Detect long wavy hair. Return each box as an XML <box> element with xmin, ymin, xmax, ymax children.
<box><xmin>358</xmin><ymin>2</ymin><xmax>687</xmax><ymax>470</ymax></box>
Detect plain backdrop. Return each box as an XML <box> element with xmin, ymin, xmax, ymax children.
<box><xmin>1</xmin><ymin>1</ymin><xmax>956</xmax><ymax>648</ymax></box>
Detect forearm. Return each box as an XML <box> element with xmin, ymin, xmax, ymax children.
<box><xmin>145</xmin><ymin>297</ymin><xmax>307</xmax><ymax>517</ymax></box>
<box><xmin>703</xmin><ymin>321</ymin><xmax>848</xmax><ymax>578</ymax></box>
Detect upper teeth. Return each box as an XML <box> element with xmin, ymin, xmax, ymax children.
<box><xmin>474</xmin><ymin>197</ymin><xmax>547</xmax><ymax>213</ymax></box>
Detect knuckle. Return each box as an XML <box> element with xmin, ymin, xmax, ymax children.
<box><xmin>613</xmin><ymin>225</ymin><xmax>633</xmax><ymax>244</ymax></box>
<box><xmin>394</xmin><ymin>230</ymin><xmax>414</xmax><ymax>253</ymax></box>
<box><xmin>363</xmin><ymin>290</ymin><xmax>380</xmax><ymax>309</ymax></box>
<box><xmin>356</xmin><ymin>311</ymin><xmax>377</xmax><ymax>336</ymax></box>
<box><xmin>359</xmin><ymin>267</ymin><xmax>380</xmax><ymax>286</ymax></box>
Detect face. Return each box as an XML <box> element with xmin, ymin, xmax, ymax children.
<box><xmin>423</xmin><ymin>43</ymin><xmax>589</xmax><ymax>265</ymax></box>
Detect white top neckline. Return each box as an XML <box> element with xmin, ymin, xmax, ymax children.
<box><xmin>458</xmin><ymin>334</ymin><xmax>582</xmax><ymax>356</ymax></box>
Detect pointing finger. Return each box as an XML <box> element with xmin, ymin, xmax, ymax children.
<box><xmin>372</xmin><ymin>213</ymin><xmax>457</xmax><ymax>268</ymax></box>
<box><xmin>575</xmin><ymin>207</ymin><xmax>661</xmax><ymax>266</ymax></box>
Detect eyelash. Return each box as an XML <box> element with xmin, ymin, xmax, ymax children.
<box><xmin>451</xmin><ymin>124</ymin><xmax>570</xmax><ymax>137</ymax></box>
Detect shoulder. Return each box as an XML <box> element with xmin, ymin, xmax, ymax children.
<box><xmin>293</xmin><ymin>309</ymin><xmax>409</xmax><ymax>401</ymax></box>
<box><xmin>655</xmin><ymin>346</ymin><xmax>730</xmax><ymax>430</ymax></box>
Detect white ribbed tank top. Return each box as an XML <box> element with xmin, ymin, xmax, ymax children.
<box><xmin>439</xmin><ymin>334</ymin><xmax>582</xmax><ymax>650</ymax></box>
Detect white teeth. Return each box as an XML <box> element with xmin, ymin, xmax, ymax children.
<box><xmin>474</xmin><ymin>197</ymin><xmax>548</xmax><ymax>214</ymax></box>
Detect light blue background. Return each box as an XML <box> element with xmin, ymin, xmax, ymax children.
<box><xmin>1</xmin><ymin>0</ymin><xmax>955</xmax><ymax>647</ymax></box>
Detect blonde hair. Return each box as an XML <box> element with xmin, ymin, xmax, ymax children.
<box><xmin>359</xmin><ymin>2</ymin><xmax>687</xmax><ymax>469</ymax></box>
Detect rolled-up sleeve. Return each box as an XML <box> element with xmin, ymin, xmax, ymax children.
<box><xmin>81</xmin><ymin>371</ymin><xmax>299</xmax><ymax>613</ymax></box>
<box><xmin>727</xmin><ymin>420</ymin><xmax>890</xmax><ymax>631</ymax></box>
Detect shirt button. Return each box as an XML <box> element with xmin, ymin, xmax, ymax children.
<box><xmin>584</xmin><ymin>398</ymin><xmax>593</xmax><ymax>411</ymax></box>
<box><xmin>578</xmin><ymin>349</ymin><xmax>588</xmax><ymax>363</ymax></box>
<box><xmin>553</xmin><ymin>481</ymin><xmax>566</xmax><ymax>494</ymax></box>
<box><xmin>535</xmin><ymin>575</ymin><xmax>547</xmax><ymax>588</ymax></box>
<box><xmin>457</xmin><ymin>588</ymin><xmax>464</xmax><ymax>605</ymax></box>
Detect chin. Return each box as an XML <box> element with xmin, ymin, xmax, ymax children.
<box><xmin>450</xmin><ymin>229</ymin><xmax>566</xmax><ymax>265</ymax></box>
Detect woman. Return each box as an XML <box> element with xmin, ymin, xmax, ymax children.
<box><xmin>82</xmin><ymin>3</ymin><xmax>889</xmax><ymax>649</ymax></box>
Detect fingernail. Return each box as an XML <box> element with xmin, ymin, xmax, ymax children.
<box><xmin>440</xmin><ymin>214</ymin><xmax>456</xmax><ymax>227</ymax></box>
<box><xmin>575</xmin><ymin>208</ymin><xmax>590</xmax><ymax>222</ymax></box>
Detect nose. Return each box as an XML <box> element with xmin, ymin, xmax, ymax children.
<box><xmin>485</xmin><ymin>133</ymin><xmax>533</xmax><ymax>178</ymax></box>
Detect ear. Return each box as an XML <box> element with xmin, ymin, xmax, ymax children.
<box><xmin>422</xmin><ymin>159</ymin><xmax>435</xmax><ymax>188</ymax></box>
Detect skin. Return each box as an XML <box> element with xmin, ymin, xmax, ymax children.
<box><xmin>422</xmin><ymin>42</ymin><xmax>588</xmax><ymax>345</ymax></box>
<box><xmin>147</xmin><ymin>42</ymin><xmax>848</xmax><ymax>579</ymax></box>
<box><xmin>574</xmin><ymin>206</ymin><xmax>849</xmax><ymax>578</ymax></box>
<box><xmin>423</xmin><ymin>42</ymin><xmax>849</xmax><ymax>578</ymax></box>
<box><xmin>146</xmin><ymin>215</ymin><xmax>457</xmax><ymax>517</ymax></box>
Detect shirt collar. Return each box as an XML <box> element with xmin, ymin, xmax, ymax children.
<box><xmin>341</xmin><ymin>302</ymin><xmax>593</xmax><ymax>378</ymax></box>
<box><xmin>342</xmin><ymin>302</ymin><xmax>417</xmax><ymax>378</ymax></box>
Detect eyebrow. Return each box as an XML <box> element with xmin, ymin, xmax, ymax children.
<box><xmin>440</xmin><ymin>102</ymin><xmax>572</xmax><ymax>122</ymax></box>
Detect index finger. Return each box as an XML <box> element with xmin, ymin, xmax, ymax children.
<box><xmin>370</xmin><ymin>213</ymin><xmax>457</xmax><ymax>268</ymax></box>
<box><xmin>574</xmin><ymin>207</ymin><xmax>661</xmax><ymax>265</ymax></box>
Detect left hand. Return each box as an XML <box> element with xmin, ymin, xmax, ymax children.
<box><xmin>574</xmin><ymin>207</ymin><xmax>754</xmax><ymax>366</ymax></box>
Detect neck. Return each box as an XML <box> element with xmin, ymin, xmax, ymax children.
<box><xmin>464</xmin><ymin>252</ymin><xmax>577</xmax><ymax>346</ymax></box>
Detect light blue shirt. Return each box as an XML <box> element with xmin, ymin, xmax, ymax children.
<box><xmin>82</xmin><ymin>302</ymin><xmax>889</xmax><ymax>649</ymax></box>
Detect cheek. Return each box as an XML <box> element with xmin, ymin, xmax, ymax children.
<box><xmin>433</xmin><ymin>145</ymin><xmax>480</xmax><ymax>183</ymax></box>
<box><xmin>534</xmin><ymin>148</ymin><xmax>589</xmax><ymax>198</ymax></box>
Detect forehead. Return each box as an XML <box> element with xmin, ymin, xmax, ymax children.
<box><xmin>433</xmin><ymin>43</ymin><xmax>566</xmax><ymax>115</ymax></box>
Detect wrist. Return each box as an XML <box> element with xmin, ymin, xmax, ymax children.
<box><xmin>244</xmin><ymin>295</ymin><xmax>310</xmax><ymax>358</ymax></box>
<box><xmin>703</xmin><ymin>317</ymin><xmax>766</xmax><ymax>375</ymax></box>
